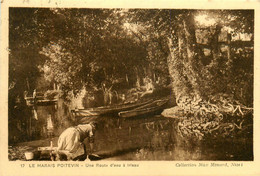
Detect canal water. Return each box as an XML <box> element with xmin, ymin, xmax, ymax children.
<box><xmin>10</xmin><ymin>98</ymin><xmax>253</xmax><ymax>161</ymax></box>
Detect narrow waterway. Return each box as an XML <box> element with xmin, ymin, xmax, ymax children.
<box><xmin>8</xmin><ymin>99</ymin><xmax>253</xmax><ymax>161</ymax></box>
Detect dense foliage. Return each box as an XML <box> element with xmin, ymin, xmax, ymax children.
<box><xmin>9</xmin><ymin>9</ymin><xmax>253</xmax><ymax>140</ymax></box>
<box><xmin>128</xmin><ymin>9</ymin><xmax>253</xmax><ymax>139</ymax></box>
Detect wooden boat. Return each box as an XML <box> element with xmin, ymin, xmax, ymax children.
<box><xmin>72</xmin><ymin>99</ymin><xmax>154</xmax><ymax>118</ymax></box>
<box><xmin>24</xmin><ymin>97</ymin><xmax>57</xmax><ymax>106</ymax></box>
<box><xmin>118</xmin><ymin>98</ymin><xmax>169</xmax><ymax>118</ymax></box>
<box><xmin>71</xmin><ymin>110</ymin><xmax>100</xmax><ymax>118</ymax></box>
<box><xmin>36</xmin><ymin>99</ymin><xmax>58</xmax><ymax>105</ymax></box>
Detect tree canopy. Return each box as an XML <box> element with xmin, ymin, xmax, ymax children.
<box><xmin>127</xmin><ymin>9</ymin><xmax>253</xmax><ymax>104</ymax></box>
<box><xmin>127</xmin><ymin>9</ymin><xmax>254</xmax><ymax>139</ymax></box>
<box><xmin>9</xmin><ymin>8</ymin><xmax>253</xmax><ymax>107</ymax></box>
<box><xmin>9</xmin><ymin>8</ymin><xmax>254</xmax><ymax>140</ymax></box>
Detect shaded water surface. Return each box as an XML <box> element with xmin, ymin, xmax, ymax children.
<box><xmin>92</xmin><ymin>116</ymin><xmax>253</xmax><ymax>161</ymax></box>
<box><xmin>11</xmin><ymin>99</ymin><xmax>253</xmax><ymax>161</ymax></box>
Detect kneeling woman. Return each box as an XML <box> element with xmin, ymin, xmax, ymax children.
<box><xmin>56</xmin><ymin>122</ymin><xmax>97</xmax><ymax>160</ymax></box>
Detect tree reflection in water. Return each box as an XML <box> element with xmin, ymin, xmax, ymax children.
<box><xmin>10</xmin><ymin>99</ymin><xmax>252</xmax><ymax>161</ymax></box>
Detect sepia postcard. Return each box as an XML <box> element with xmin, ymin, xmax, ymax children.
<box><xmin>0</xmin><ymin>0</ymin><xmax>260</xmax><ymax>175</ymax></box>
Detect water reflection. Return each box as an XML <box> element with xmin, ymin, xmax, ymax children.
<box><xmin>28</xmin><ymin>98</ymin><xmax>74</xmax><ymax>140</ymax></box>
<box><xmin>20</xmin><ymin>98</ymin><xmax>252</xmax><ymax>161</ymax></box>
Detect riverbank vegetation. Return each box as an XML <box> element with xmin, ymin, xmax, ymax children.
<box><xmin>9</xmin><ymin>8</ymin><xmax>253</xmax><ymax>143</ymax></box>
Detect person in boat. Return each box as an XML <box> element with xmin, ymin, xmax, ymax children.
<box><xmin>121</xmin><ymin>94</ymin><xmax>126</xmax><ymax>103</ymax></box>
<box><xmin>33</xmin><ymin>89</ymin><xmax>37</xmax><ymax>104</ymax></box>
<box><xmin>46</xmin><ymin>114</ymin><xmax>54</xmax><ymax>137</ymax></box>
<box><xmin>56</xmin><ymin>122</ymin><xmax>97</xmax><ymax>161</ymax></box>
<box><xmin>102</xmin><ymin>82</ymin><xmax>113</xmax><ymax>105</ymax></box>
<box><xmin>140</xmin><ymin>77</ymin><xmax>154</xmax><ymax>98</ymax></box>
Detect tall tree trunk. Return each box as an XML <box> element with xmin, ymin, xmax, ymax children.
<box><xmin>226</xmin><ymin>33</ymin><xmax>232</xmax><ymax>69</ymax></box>
<box><xmin>26</xmin><ymin>77</ymin><xmax>30</xmax><ymax>91</ymax></box>
<box><xmin>167</xmin><ymin>13</ymin><xmax>202</xmax><ymax>101</ymax></box>
<box><xmin>210</xmin><ymin>24</ymin><xmax>221</xmax><ymax>59</ymax></box>
<box><xmin>183</xmin><ymin>14</ymin><xmax>197</xmax><ymax>62</ymax></box>
<box><xmin>182</xmin><ymin>14</ymin><xmax>202</xmax><ymax>96</ymax></box>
